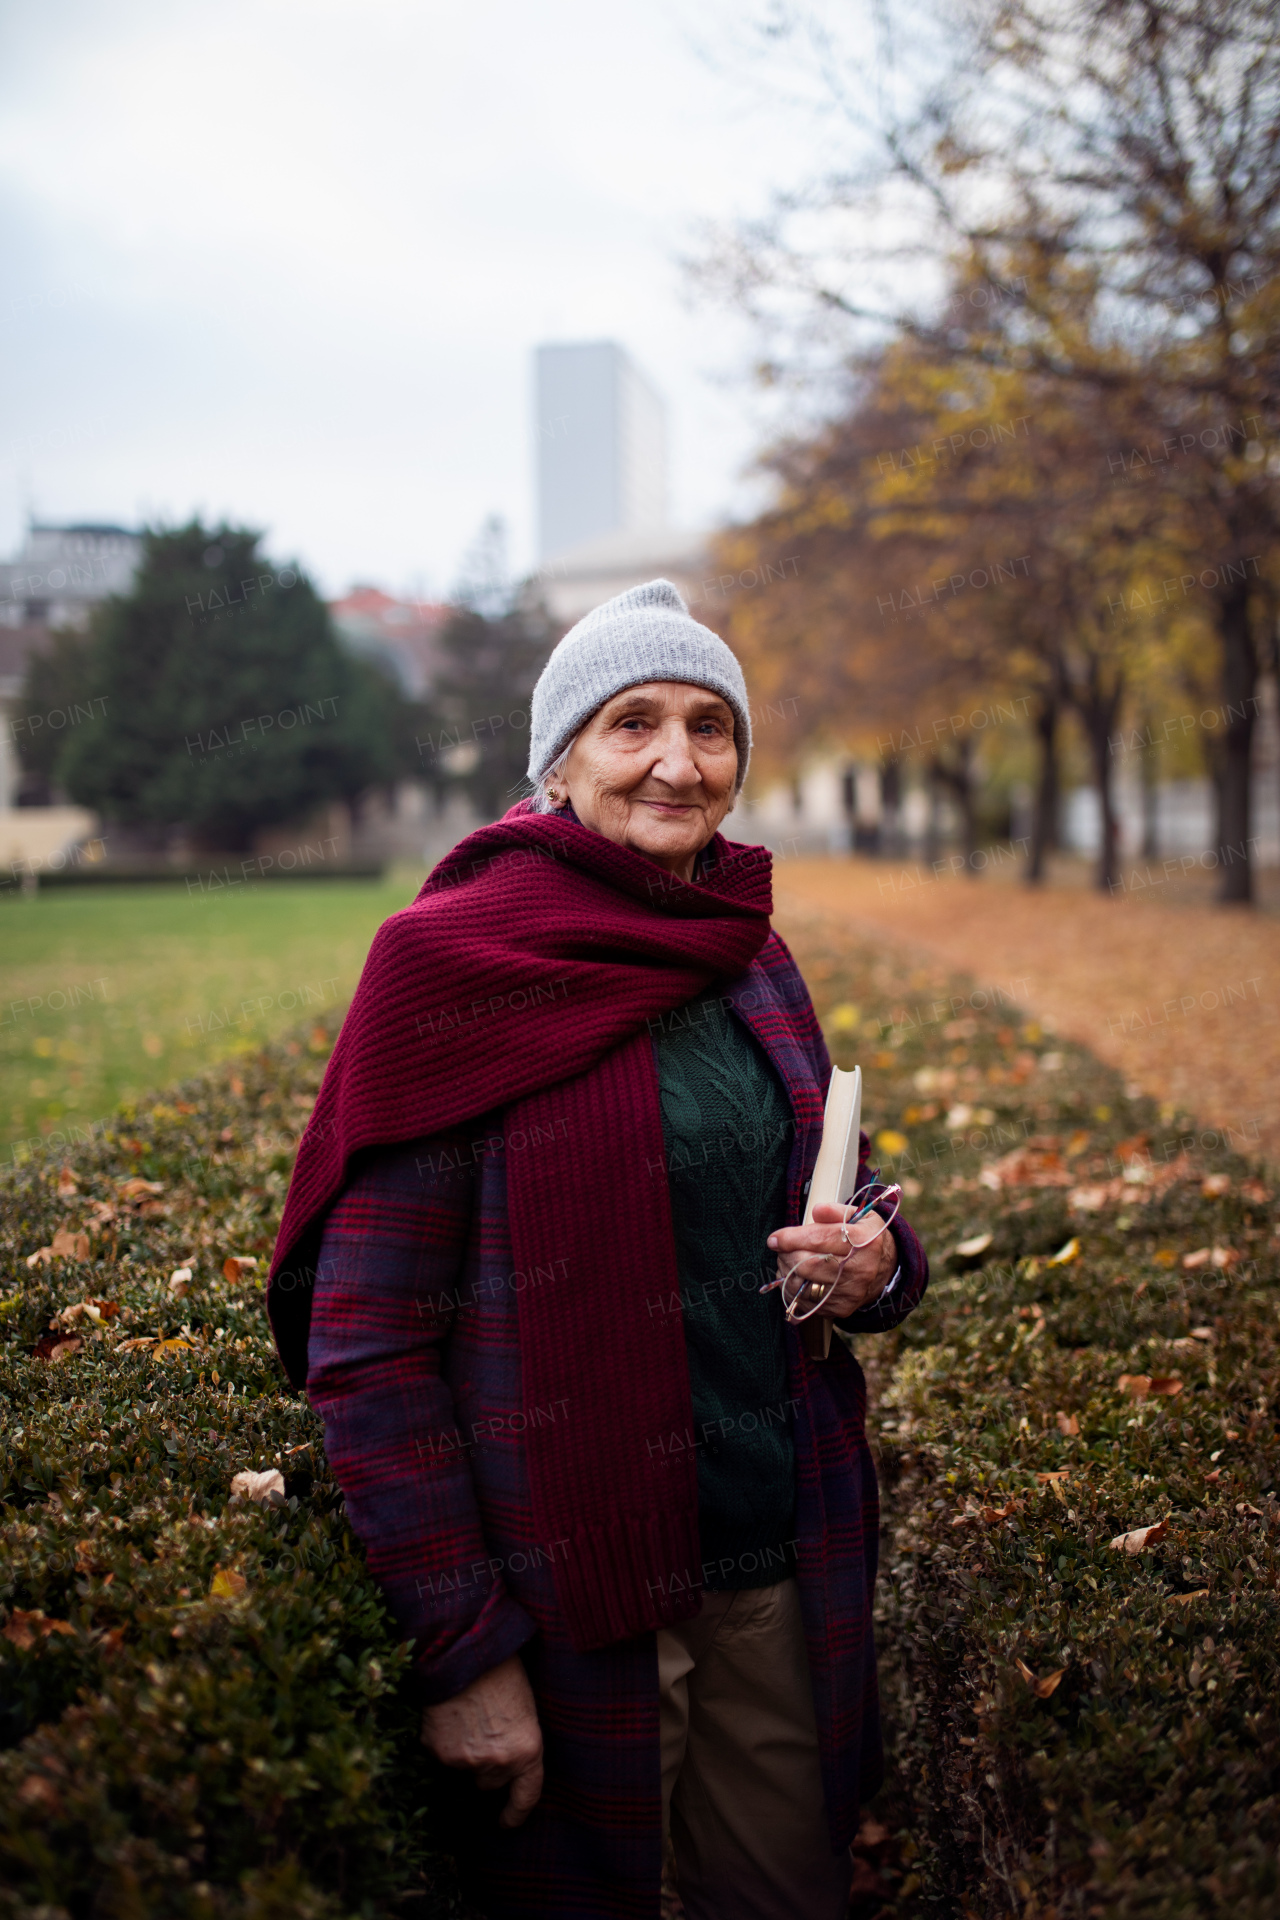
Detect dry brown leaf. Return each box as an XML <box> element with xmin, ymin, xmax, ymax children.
<box><xmin>1109</xmin><ymin>1521</ymin><xmax>1169</xmax><ymax>1555</ymax></box>
<box><xmin>1201</xmin><ymin>1173</ymin><xmax>1232</xmax><ymax>1198</ymax></box>
<box><xmin>55</xmin><ymin>1168</ymin><xmax>78</xmax><ymax>1196</ymax></box>
<box><xmin>25</xmin><ymin>1247</ymin><xmax>53</xmax><ymax>1268</ymax></box>
<box><xmin>979</xmin><ymin>1143</ymin><xmax>1074</xmax><ymax>1192</ymax></box>
<box><xmin>3</xmin><ymin>1609</ymin><xmax>76</xmax><ymax>1650</ymax></box>
<box><xmin>210</xmin><ymin>1567</ymin><xmax>248</xmax><ymax>1599</ymax></box>
<box><xmin>116</xmin><ymin>1336</ymin><xmax>157</xmax><ymax>1352</ymax></box>
<box><xmin>1117</xmin><ymin>1375</ymin><xmax>1152</xmax><ymax>1399</ymax></box>
<box><xmin>1056</xmin><ymin>1411</ymin><xmax>1080</xmax><ymax>1436</ymax></box>
<box><xmin>1182</xmin><ymin>1248</ymin><xmax>1212</xmax><ymax>1270</ymax></box>
<box><xmin>118</xmin><ymin>1177</ymin><xmax>164</xmax><ymax>1200</ymax></box>
<box><xmin>222</xmin><ymin>1255</ymin><xmax>258</xmax><ymax>1284</ymax></box>
<box><xmin>1048</xmin><ymin>1237</ymin><xmax>1080</xmax><ymax>1266</ymax></box>
<box><xmin>1167</xmin><ymin>1589</ymin><xmax>1211</xmax><ymax>1605</ymax></box>
<box><xmin>1149</xmin><ymin>1376</ymin><xmax>1184</xmax><ymax>1397</ymax></box>
<box><xmin>1015</xmin><ymin>1657</ymin><xmax>1067</xmax><ymax>1698</ymax></box>
<box><xmin>49</xmin><ymin>1338</ymin><xmax>83</xmax><ymax>1364</ymax></box>
<box><xmin>153</xmin><ymin>1338</ymin><xmax>195</xmax><ymax>1358</ymax></box>
<box><xmin>230</xmin><ymin>1468</ymin><xmax>285</xmax><ymax>1507</ymax></box>
<box><xmin>168</xmin><ymin>1267</ymin><xmax>193</xmax><ymax>1297</ymax></box>
<box><xmin>1240</xmin><ymin>1179</ymin><xmax>1271</xmax><ymax>1204</ymax></box>
<box><xmin>49</xmin><ymin>1228</ymin><xmax>91</xmax><ymax>1261</ymax></box>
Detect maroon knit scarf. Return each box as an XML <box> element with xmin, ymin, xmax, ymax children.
<box><xmin>270</xmin><ymin>803</ymin><xmax>773</xmax><ymax>1650</ymax></box>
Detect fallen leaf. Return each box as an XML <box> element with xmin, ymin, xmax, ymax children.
<box><xmin>1167</xmin><ymin>1589</ymin><xmax>1211</xmax><ymax>1605</ymax></box>
<box><xmin>1056</xmin><ymin>1410</ymin><xmax>1080</xmax><ymax>1436</ymax></box>
<box><xmin>55</xmin><ymin>1168</ymin><xmax>78</xmax><ymax>1197</ymax></box>
<box><xmin>1190</xmin><ymin>1326</ymin><xmax>1215</xmax><ymax>1341</ymax></box>
<box><xmin>1240</xmin><ymin>1179</ymin><xmax>1270</xmax><ymax>1204</ymax></box>
<box><xmin>1204</xmin><ymin>1468</ymin><xmax>1222</xmax><ymax>1483</ymax></box>
<box><xmin>1153</xmin><ymin>1248</ymin><xmax>1177</xmax><ymax>1267</ymax></box>
<box><xmin>1117</xmin><ymin>1375</ymin><xmax>1152</xmax><ymax>1399</ymax></box>
<box><xmin>168</xmin><ymin>1266</ymin><xmax>193</xmax><ymax>1296</ymax></box>
<box><xmin>1109</xmin><ymin>1521</ymin><xmax>1169</xmax><ymax>1554</ymax></box>
<box><xmin>49</xmin><ymin>1338</ymin><xmax>83</xmax><ymax>1364</ymax></box>
<box><xmin>3</xmin><ymin>1609</ymin><xmax>76</xmax><ymax>1650</ymax></box>
<box><xmin>222</xmin><ymin>1255</ymin><xmax>258</xmax><ymax>1284</ymax></box>
<box><xmin>1069</xmin><ymin>1186</ymin><xmax>1114</xmax><ymax>1212</ymax></box>
<box><xmin>118</xmin><ymin>1178</ymin><xmax>164</xmax><ymax>1200</ymax></box>
<box><xmin>175</xmin><ymin>1101</ymin><xmax>198</xmax><ymax>1114</ymax></box>
<box><xmin>1201</xmin><ymin>1173</ymin><xmax>1231</xmax><ymax>1198</ymax></box>
<box><xmin>1015</xmin><ymin>1657</ymin><xmax>1066</xmax><ymax>1698</ymax></box>
<box><xmin>49</xmin><ymin>1228</ymin><xmax>91</xmax><ymax>1260</ymax></box>
<box><xmin>209</xmin><ymin>1567</ymin><xmax>248</xmax><ymax>1599</ymax></box>
<box><xmin>875</xmin><ymin>1129</ymin><xmax>908</xmax><ymax>1155</ymax></box>
<box><xmin>229</xmin><ymin>1076</ymin><xmax>244</xmax><ymax>1097</ymax></box>
<box><xmin>1036</xmin><ymin>1470</ymin><xmax>1071</xmax><ymax>1482</ymax></box>
<box><xmin>230</xmin><ymin>1468</ymin><xmax>285</xmax><ymax>1506</ymax></box>
<box><xmin>16</xmin><ymin>1775</ymin><xmax>62</xmax><ymax>1812</ymax></box>
<box><xmin>1182</xmin><ymin>1248</ymin><xmax>1212</xmax><ymax>1270</ymax></box>
<box><xmin>954</xmin><ymin>1232</ymin><xmax>993</xmax><ymax>1259</ymax></box>
<box><xmin>25</xmin><ymin>1248</ymin><xmax>53</xmax><ymax>1268</ymax></box>
<box><xmin>1210</xmin><ymin>1246</ymin><xmax>1238</xmax><ymax>1268</ymax></box>
<box><xmin>153</xmin><ymin>1338</ymin><xmax>195</xmax><ymax>1358</ymax></box>
<box><xmin>1048</xmin><ymin>1238</ymin><xmax>1080</xmax><ymax>1266</ymax></box>
<box><xmin>116</xmin><ymin>1336</ymin><xmax>157</xmax><ymax>1351</ymax></box>
<box><xmin>1149</xmin><ymin>1376</ymin><xmax>1184</xmax><ymax>1397</ymax></box>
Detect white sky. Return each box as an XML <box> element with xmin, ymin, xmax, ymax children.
<box><xmin>0</xmin><ymin>0</ymin><xmax>834</xmax><ymax>598</ymax></box>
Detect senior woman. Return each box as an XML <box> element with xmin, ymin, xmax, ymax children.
<box><xmin>268</xmin><ymin>580</ymin><xmax>928</xmax><ymax>1920</ymax></box>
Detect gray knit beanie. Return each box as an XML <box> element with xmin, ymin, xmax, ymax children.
<box><xmin>527</xmin><ymin>579</ymin><xmax>751</xmax><ymax>792</ymax></box>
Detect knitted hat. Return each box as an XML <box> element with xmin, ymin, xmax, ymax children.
<box><xmin>527</xmin><ymin>579</ymin><xmax>752</xmax><ymax>792</ymax></box>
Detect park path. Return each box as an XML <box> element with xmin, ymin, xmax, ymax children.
<box><xmin>772</xmin><ymin>856</ymin><xmax>1280</xmax><ymax>1168</ymax></box>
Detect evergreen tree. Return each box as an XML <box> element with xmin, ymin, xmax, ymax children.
<box><xmin>57</xmin><ymin>522</ymin><xmax>404</xmax><ymax>848</ymax></box>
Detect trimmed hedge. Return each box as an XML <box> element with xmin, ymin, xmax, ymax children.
<box><xmin>0</xmin><ymin>1021</ymin><xmax>468</xmax><ymax>1920</ymax></box>
<box><xmin>3</xmin><ymin>921</ymin><xmax>1277</xmax><ymax>1919</ymax></box>
<box><xmin>793</xmin><ymin>916</ymin><xmax>1280</xmax><ymax>1918</ymax></box>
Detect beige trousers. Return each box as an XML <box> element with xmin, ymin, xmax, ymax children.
<box><xmin>657</xmin><ymin>1579</ymin><xmax>854</xmax><ymax>1920</ymax></box>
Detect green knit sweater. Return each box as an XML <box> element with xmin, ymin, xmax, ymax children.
<box><xmin>653</xmin><ymin>990</ymin><xmax>798</xmax><ymax>1590</ymax></box>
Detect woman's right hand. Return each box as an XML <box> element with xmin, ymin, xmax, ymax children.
<box><xmin>420</xmin><ymin>1654</ymin><xmax>545</xmax><ymax>1828</ymax></box>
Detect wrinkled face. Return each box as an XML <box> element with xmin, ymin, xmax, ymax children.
<box><xmin>555</xmin><ymin>681</ymin><xmax>738</xmax><ymax>880</ymax></box>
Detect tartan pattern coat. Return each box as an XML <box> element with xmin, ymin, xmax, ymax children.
<box><xmin>306</xmin><ymin>930</ymin><xmax>928</xmax><ymax>1919</ymax></box>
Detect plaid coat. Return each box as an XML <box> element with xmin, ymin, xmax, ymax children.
<box><xmin>307</xmin><ymin>930</ymin><xmax>928</xmax><ymax>1918</ymax></box>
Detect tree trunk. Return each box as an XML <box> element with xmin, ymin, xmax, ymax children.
<box><xmin>1087</xmin><ymin>718</ymin><xmax>1121</xmax><ymax>893</ymax></box>
<box><xmin>1026</xmin><ymin>693</ymin><xmax>1059</xmax><ymax>884</ymax></box>
<box><xmin>1213</xmin><ymin>579</ymin><xmax>1258</xmax><ymax>905</ymax></box>
<box><xmin>1139</xmin><ymin>723</ymin><xmax>1158</xmax><ymax>862</ymax></box>
<box><xmin>931</xmin><ymin>739</ymin><xmax>978</xmax><ymax>874</ymax></box>
<box><xmin>880</xmin><ymin>756</ymin><xmax>902</xmax><ymax>858</ymax></box>
<box><xmin>1070</xmin><ymin>661</ymin><xmax>1125</xmax><ymax>894</ymax></box>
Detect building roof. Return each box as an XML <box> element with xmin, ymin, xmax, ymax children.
<box><xmin>329</xmin><ymin>586</ymin><xmax>451</xmax><ymax>698</ymax></box>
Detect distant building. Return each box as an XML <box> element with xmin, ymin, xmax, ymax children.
<box><xmin>0</xmin><ymin>523</ymin><xmax>142</xmax><ymax>630</ymax></box>
<box><xmin>0</xmin><ymin>523</ymin><xmax>142</xmax><ymax>812</ymax></box>
<box><xmin>535</xmin><ymin>341</ymin><xmax>667</xmax><ymax>560</ymax></box>
<box><xmin>532</xmin><ymin>525</ymin><xmax>713</xmax><ymax>628</ymax></box>
<box><xmin>328</xmin><ymin>586</ymin><xmax>451</xmax><ymax>699</ymax></box>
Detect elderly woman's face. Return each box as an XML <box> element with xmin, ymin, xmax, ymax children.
<box><xmin>558</xmin><ymin>681</ymin><xmax>738</xmax><ymax>880</ymax></box>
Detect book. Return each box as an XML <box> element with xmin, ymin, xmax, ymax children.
<box><xmin>800</xmin><ymin>1065</ymin><xmax>862</xmax><ymax>1361</ymax></box>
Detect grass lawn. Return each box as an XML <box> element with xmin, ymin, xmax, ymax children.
<box><xmin>0</xmin><ymin>871</ymin><xmax>425</xmax><ymax>1159</ymax></box>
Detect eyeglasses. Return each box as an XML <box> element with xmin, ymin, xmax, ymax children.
<box><xmin>762</xmin><ymin>1182</ymin><xmax>903</xmax><ymax>1323</ymax></box>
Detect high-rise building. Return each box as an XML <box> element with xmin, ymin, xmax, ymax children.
<box><xmin>535</xmin><ymin>341</ymin><xmax>667</xmax><ymax>561</ymax></box>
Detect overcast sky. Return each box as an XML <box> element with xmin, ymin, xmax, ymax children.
<box><xmin>0</xmin><ymin>0</ymin><xmax>830</xmax><ymax>598</ymax></box>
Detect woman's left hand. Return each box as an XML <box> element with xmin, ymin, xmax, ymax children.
<box><xmin>767</xmin><ymin>1202</ymin><xmax>897</xmax><ymax>1319</ymax></box>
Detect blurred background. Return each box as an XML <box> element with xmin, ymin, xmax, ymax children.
<box><xmin>3</xmin><ymin>0</ymin><xmax>1279</xmax><ymax>1153</ymax></box>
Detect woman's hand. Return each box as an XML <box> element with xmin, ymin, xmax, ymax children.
<box><xmin>767</xmin><ymin>1202</ymin><xmax>897</xmax><ymax>1320</ymax></box>
<box><xmin>420</xmin><ymin>1654</ymin><xmax>544</xmax><ymax>1828</ymax></box>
